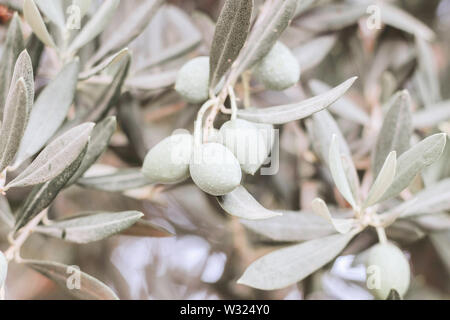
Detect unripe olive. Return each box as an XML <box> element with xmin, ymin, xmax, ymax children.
<box><xmin>253</xmin><ymin>41</ymin><xmax>301</xmax><ymax>91</ymax></box>
<box><xmin>190</xmin><ymin>143</ymin><xmax>242</xmax><ymax>196</ymax></box>
<box><xmin>0</xmin><ymin>251</ymin><xmax>7</xmax><ymax>289</ymax></box>
<box><xmin>175</xmin><ymin>56</ymin><xmax>210</xmax><ymax>103</ymax></box>
<box><xmin>366</xmin><ymin>242</ymin><xmax>410</xmax><ymax>299</ymax></box>
<box><xmin>220</xmin><ymin>119</ymin><xmax>268</xmax><ymax>175</ymax></box>
<box><xmin>142</xmin><ymin>133</ymin><xmax>193</xmax><ymax>184</ymax></box>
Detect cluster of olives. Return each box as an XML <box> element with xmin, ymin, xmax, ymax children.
<box><xmin>142</xmin><ymin>42</ymin><xmax>297</xmax><ymax>196</ymax></box>
<box><xmin>365</xmin><ymin>242</ymin><xmax>411</xmax><ymax>299</ymax></box>
<box><xmin>174</xmin><ymin>41</ymin><xmax>301</xmax><ymax>104</ymax></box>
<box><xmin>141</xmin><ymin>118</ymin><xmax>272</xmax><ymax>196</ymax></box>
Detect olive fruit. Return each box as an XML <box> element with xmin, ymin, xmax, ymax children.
<box><xmin>175</xmin><ymin>56</ymin><xmax>210</xmax><ymax>103</ymax></box>
<box><xmin>142</xmin><ymin>133</ymin><xmax>194</xmax><ymax>184</ymax></box>
<box><xmin>190</xmin><ymin>143</ymin><xmax>242</xmax><ymax>196</ymax></box>
<box><xmin>253</xmin><ymin>41</ymin><xmax>300</xmax><ymax>91</ymax></box>
<box><xmin>366</xmin><ymin>242</ymin><xmax>410</xmax><ymax>299</ymax></box>
<box><xmin>220</xmin><ymin>119</ymin><xmax>268</xmax><ymax>175</ymax></box>
<box><xmin>0</xmin><ymin>251</ymin><xmax>6</xmax><ymax>289</ymax></box>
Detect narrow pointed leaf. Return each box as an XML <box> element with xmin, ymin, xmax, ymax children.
<box><xmin>6</xmin><ymin>123</ymin><xmax>94</xmax><ymax>190</ymax></box>
<box><xmin>364</xmin><ymin>151</ymin><xmax>397</xmax><ymax>208</ymax></box>
<box><xmin>66</xmin><ymin>116</ymin><xmax>117</xmax><ymax>187</ymax></box>
<box><xmin>14</xmin><ymin>146</ymin><xmax>87</xmax><ymax>229</ymax></box>
<box><xmin>10</xmin><ymin>50</ymin><xmax>34</xmax><ymax>113</ymax></box>
<box><xmin>14</xmin><ymin>59</ymin><xmax>80</xmax><ymax>167</ymax></box>
<box><xmin>34</xmin><ymin>0</ymin><xmax>65</xmax><ymax>29</ymax></box>
<box><xmin>415</xmin><ymin>37</ymin><xmax>441</xmax><ymax>105</ymax></box>
<box><xmin>23</xmin><ymin>0</ymin><xmax>56</xmax><ymax>48</ymax></box>
<box><xmin>0</xmin><ymin>13</ymin><xmax>25</xmax><ymax>112</ymax></box>
<box><xmin>218</xmin><ymin>186</ymin><xmax>282</xmax><ymax>220</ymax></box>
<box><xmin>23</xmin><ymin>259</ymin><xmax>118</xmax><ymax>300</ymax></box>
<box><xmin>234</xmin><ymin>0</ymin><xmax>297</xmax><ymax>76</ymax></box>
<box><xmin>378</xmin><ymin>133</ymin><xmax>447</xmax><ymax>202</ymax></box>
<box><xmin>293</xmin><ymin>35</ymin><xmax>337</xmax><ymax>72</ymax></box>
<box><xmin>68</xmin><ymin>0</ymin><xmax>120</xmax><ymax>54</ymax></box>
<box><xmin>329</xmin><ymin>135</ymin><xmax>356</xmax><ymax>208</ymax></box>
<box><xmin>77</xmin><ymin>168</ymin><xmax>152</xmax><ymax>192</ymax></box>
<box><xmin>373</xmin><ymin>90</ymin><xmax>412</xmax><ymax>176</ymax></box>
<box><xmin>311</xmin><ymin>198</ymin><xmax>354</xmax><ymax>234</ymax></box>
<box><xmin>240</xmin><ymin>210</ymin><xmax>337</xmax><ymax>242</ymax></box>
<box><xmin>209</xmin><ymin>0</ymin><xmax>252</xmax><ymax>88</ymax></box>
<box><xmin>79</xmin><ymin>48</ymin><xmax>129</xmax><ymax>81</ymax></box>
<box><xmin>237</xmin><ymin>77</ymin><xmax>357</xmax><ymax>124</ymax></box>
<box><xmin>35</xmin><ymin>211</ymin><xmax>143</xmax><ymax>243</ymax></box>
<box><xmin>89</xmin><ymin>0</ymin><xmax>162</xmax><ymax>64</ymax></box>
<box><xmin>0</xmin><ymin>79</ymin><xmax>29</xmax><ymax>172</ymax></box>
<box><xmin>237</xmin><ymin>232</ymin><xmax>356</xmax><ymax>290</ymax></box>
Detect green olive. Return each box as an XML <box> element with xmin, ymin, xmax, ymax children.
<box><xmin>175</xmin><ymin>56</ymin><xmax>210</xmax><ymax>103</ymax></box>
<box><xmin>366</xmin><ymin>242</ymin><xmax>411</xmax><ymax>299</ymax></box>
<box><xmin>190</xmin><ymin>143</ymin><xmax>242</xmax><ymax>196</ymax></box>
<box><xmin>220</xmin><ymin>119</ymin><xmax>268</xmax><ymax>175</ymax></box>
<box><xmin>254</xmin><ymin>41</ymin><xmax>301</xmax><ymax>91</ymax></box>
<box><xmin>141</xmin><ymin>133</ymin><xmax>193</xmax><ymax>184</ymax></box>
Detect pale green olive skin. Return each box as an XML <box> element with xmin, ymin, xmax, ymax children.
<box><xmin>141</xmin><ymin>134</ymin><xmax>193</xmax><ymax>184</ymax></box>
<box><xmin>220</xmin><ymin>119</ymin><xmax>268</xmax><ymax>175</ymax></box>
<box><xmin>175</xmin><ymin>56</ymin><xmax>210</xmax><ymax>103</ymax></box>
<box><xmin>254</xmin><ymin>41</ymin><xmax>301</xmax><ymax>91</ymax></box>
<box><xmin>366</xmin><ymin>242</ymin><xmax>411</xmax><ymax>300</ymax></box>
<box><xmin>0</xmin><ymin>251</ymin><xmax>7</xmax><ymax>289</ymax></box>
<box><xmin>190</xmin><ymin>143</ymin><xmax>242</xmax><ymax>196</ymax></box>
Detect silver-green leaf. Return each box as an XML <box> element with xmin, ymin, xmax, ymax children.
<box><xmin>237</xmin><ymin>77</ymin><xmax>357</xmax><ymax>124</ymax></box>
<box><xmin>23</xmin><ymin>259</ymin><xmax>118</xmax><ymax>300</ymax></box>
<box><xmin>35</xmin><ymin>210</ymin><xmax>143</xmax><ymax>243</ymax></box>
<box><xmin>237</xmin><ymin>232</ymin><xmax>356</xmax><ymax>290</ymax></box>
<box><xmin>77</xmin><ymin>168</ymin><xmax>152</xmax><ymax>192</ymax></box>
<box><xmin>23</xmin><ymin>0</ymin><xmax>56</xmax><ymax>48</ymax></box>
<box><xmin>218</xmin><ymin>186</ymin><xmax>282</xmax><ymax>220</ymax></box>
<box><xmin>209</xmin><ymin>0</ymin><xmax>252</xmax><ymax>88</ymax></box>
<box><xmin>6</xmin><ymin>123</ymin><xmax>94</xmax><ymax>190</ymax></box>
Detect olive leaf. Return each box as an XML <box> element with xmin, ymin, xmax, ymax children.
<box><xmin>34</xmin><ymin>210</ymin><xmax>143</xmax><ymax>243</ymax></box>
<box><xmin>237</xmin><ymin>232</ymin><xmax>356</xmax><ymax>290</ymax></box>
<box><xmin>126</xmin><ymin>70</ymin><xmax>177</xmax><ymax>91</ymax></box>
<box><xmin>77</xmin><ymin>168</ymin><xmax>152</xmax><ymax>192</ymax></box>
<box><xmin>6</xmin><ymin>123</ymin><xmax>94</xmax><ymax>190</ymax></box>
<box><xmin>209</xmin><ymin>0</ymin><xmax>252</xmax><ymax>88</ymax></box>
<box><xmin>234</xmin><ymin>0</ymin><xmax>297</xmax><ymax>76</ymax></box>
<box><xmin>0</xmin><ymin>78</ymin><xmax>29</xmax><ymax>173</ymax></box>
<box><xmin>120</xmin><ymin>219</ymin><xmax>174</xmax><ymax>238</ymax></box>
<box><xmin>309</xmin><ymin>79</ymin><xmax>369</xmax><ymax>125</ymax></box>
<box><xmin>378</xmin><ymin>133</ymin><xmax>447</xmax><ymax>202</ymax></box>
<box><xmin>364</xmin><ymin>151</ymin><xmax>397</xmax><ymax>209</ymax></box>
<box><xmin>217</xmin><ymin>186</ymin><xmax>282</xmax><ymax>220</ymax></box>
<box><xmin>10</xmin><ymin>50</ymin><xmax>34</xmax><ymax>113</ymax></box>
<box><xmin>385</xmin><ymin>178</ymin><xmax>450</xmax><ymax>218</ymax></box>
<box><xmin>373</xmin><ymin>90</ymin><xmax>412</xmax><ymax>176</ymax></box>
<box><xmin>13</xmin><ymin>59</ymin><xmax>80</xmax><ymax>168</ymax></box>
<box><xmin>23</xmin><ymin>259</ymin><xmax>119</xmax><ymax>300</ymax></box>
<box><xmin>23</xmin><ymin>0</ymin><xmax>56</xmax><ymax>48</ymax></box>
<box><xmin>293</xmin><ymin>35</ymin><xmax>337</xmax><ymax>72</ymax></box>
<box><xmin>379</xmin><ymin>2</ymin><xmax>435</xmax><ymax>41</ymax></box>
<box><xmin>83</xmin><ymin>52</ymin><xmax>131</xmax><ymax>122</ymax></box>
<box><xmin>237</xmin><ymin>77</ymin><xmax>357</xmax><ymax>124</ymax></box>
<box><xmin>14</xmin><ymin>146</ymin><xmax>87</xmax><ymax>230</ymax></box>
<box><xmin>89</xmin><ymin>0</ymin><xmax>163</xmax><ymax>65</ymax></box>
<box><xmin>329</xmin><ymin>135</ymin><xmax>356</xmax><ymax>209</ymax></box>
<box><xmin>67</xmin><ymin>0</ymin><xmax>120</xmax><ymax>55</ymax></box>
<box><xmin>240</xmin><ymin>210</ymin><xmax>337</xmax><ymax>242</ymax></box>
<box><xmin>34</xmin><ymin>0</ymin><xmax>65</xmax><ymax>30</ymax></box>
<box><xmin>79</xmin><ymin>48</ymin><xmax>129</xmax><ymax>81</ymax></box>
<box><xmin>0</xmin><ymin>195</ymin><xmax>15</xmax><ymax>228</ymax></box>
<box><xmin>311</xmin><ymin>198</ymin><xmax>355</xmax><ymax>234</ymax></box>
<box><xmin>66</xmin><ymin>116</ymin><xmax>117</xmax><ymax>187</ymax></box>
<box><xmin>0</xmin><ymin>13</ymin><xmax>25</xmax><ymax>113</ymax></box>
<box><xmin>413</xmin><ymin>100</ymin><xmax>450</xmax><ymax>129</ymax></box>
